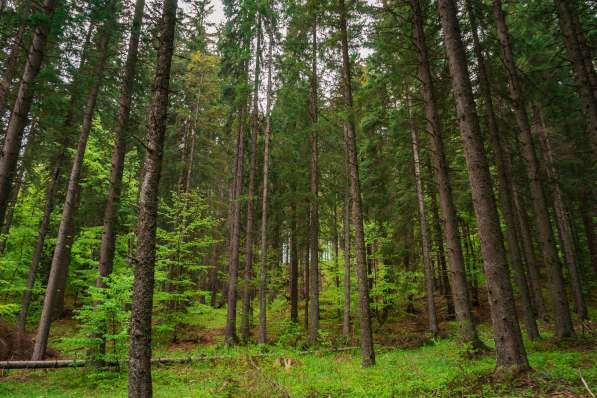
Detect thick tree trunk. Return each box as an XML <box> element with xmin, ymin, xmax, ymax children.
<box><xmin>0</xmin><ymin>0</ymin><xmax>60</xmax><ymax>228</ymax></box>
<box><xmin>258</xmin><ymin>29</ymin><xmax>273</xmax><ymax>344</ymax></box>
<box><xmin>241</xmin><ymin>15</ymin><xmax>262</xmax><ymax>344</ymax></box>
<box><xmin>97</xmin><ymin>0</ymin><xmax>145</xmax><ymax>291</ymax></box>
<box><xmin>32</xmin><ymin>22</ymin><xmax>113</xmax><ymax>360</ymax></box>
<box><xmin>127</xmin><ymin>0</ymin><xmax>177</xmax><ymax>395</ymax></box>
<box><xmin>410</xmin><ymin>0</ymin><xmax>479</xmax><ymax>346</ymax></box>
<box><xmin>438</xmin><ymin>0</ymin><xmax>528</xmax><ymax>371</ymax></box>
<box><xmin>339</xmin><ymin>0</ymin><xmax>375</xmax><ymax>367</ymax></box>
<box><xmin>16</xmin><ymin>157</ymin><xmax>61</xmax><ymax>333</ymax></box>
<box><xmin>493</xmin><ymin>0</ymin><xmax>574</xmax><ymax>339</ymax></box>
<box><xmin>408</xmin><ymin>100</ymin><xmax>438</xmax><ymax>336</ymax></box>
<box><xmin>465</xmin><ymin>0</ymin><xmax>538</xmax><ymax>339</ymax></box>
<box><xmin>533</xmin><ymin>108</ymin><xmax>587</xmax><ymax>320</ymax></box>
<box><xmin>553</xmin><ymin>0</ymin><xmax>597</xmax><ymax>154</ymax></box>
<box><xmin>225</xmin><ymin>105</ymin><xmax>246</xmax><ymax>345</ymax></box>
<box><xmin>307</xmin><ymin>18</ymin><xmax>320</xmax><ymax>346</ymax></box>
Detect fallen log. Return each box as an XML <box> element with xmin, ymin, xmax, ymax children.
<box><xmin>0</xmin><ymin>346</ymin><xmax>359</xmax><ymax>370</ymax></box>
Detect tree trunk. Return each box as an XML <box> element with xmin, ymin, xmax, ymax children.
<box><xmin>127</xmin><ymin>0</ymin><xmax>177</xmax><ymax>395</ymax></box>
<box><xmin>241</xmin><ymin>15</ymin><xmax>262</xmax><ymax>344</ymax></box>
<box><xmin>0</xmin><ymin>19</ymin><xmax>26</xmax><ymax>128</ymax></box>
<box><xmin>97</xmin><ymin>0</ymin><xmax>145</xmax><ymax>291</ymax></box>
<box><xmin>0</xmin><ymin>163</ymin><xmax>25</xmax><ymax>253</ymax></box>
<box><xmin>225</xmin><ymin>104</ymin><xmax>246</xmax><ymax>345</ymax></box>
<box><xmin>342</xmin><ymin>182</ymin><xmax>351</xmax><ymax>336</ymax></box>
<box><xmin>307</xmin><ymin>17</ymin><xmax>320</xmax><ymax>346</ymax></box>
<box><xmin>533</xmin><ymin>107</ymin><xmax>587</xmax><ymax>320</ymax></box>
<box><xmin>258</xmin><ymin>27</ymin><xmax>273</xmax><ymax>344</ymax></box>
<box><xmin>32</xmin><ymin>21</ymin><xmax>113</xmax><ymax>360</ymax></box>
<box><xmin>493</xmin><ymin>0</ymin><xmax>574</xmax><ymax>338</ymax></box>
<box><xmin>407</xmin><ymin>98</ymin><xmax>439</xmax><ymax>336</ymax></box>
<box><xmin>579</xmin><ymin>187</ymin><xmax>597</xmax><ymax>279</ymax></box>
<box><xmin>465</xmin><ymin>0</ymin><xmax>538</xmax><ymax>339</ymax></box>
<box><xmin>303</xmin><ymin>244</ymin><xmax>309</xmax><ymax>331</ymax></box>
<box><xmin>553</xmin><ymin>0</ymin><xmax>597</xmax><ymax>154</ymax></box>
<box><xmin>290</xmin><ymin>202</ymin><xmax>299</xmax><ymax>323</ymax></box>
<box><xmin>0</xmin><ymin>0</ymin><xmax>60</xmax><ymax>228</ymax></box>
<box><xmin>410</xmin><ymin>0</ymin><xmax>480</xmax><ymax>346</ymax></box>
<box><xmin>438</xmin><ymin>0</ymin><xmax>528</xmax><ymax>371</ymax></box>
<box><xmin>339</xmin><ymin>0</ymin><xmax>375</xmax><ymax>367</ymax></box>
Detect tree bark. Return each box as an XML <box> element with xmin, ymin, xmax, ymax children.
<box><xmin>438</xmin><ymin>0</ymin><xmax>528</xmax><ymax>371</ymax></box>
<box><xmin>342</xmin><ymin>182</ymin><xmax>351</xmax><ymax>337</ymax></box>
<box><xmin>579</xmin><ymin>187</ymin><xmax>597</xmax><ymax>279</ymax></box>
<box><xmin>258</xmin><ymin>28</ymin><xmax>273</xmax><ymax>344</ymax></box>
<box><xmin>493</xmin><ymin>0</ymin><xmax>574</xmax><ymax>338</ymax></box>
<box><xmin>127</xmin><ymin>0</ymin><xmax>177</xmax><ymax>395</ymax></box>
<box><xmin>465</xmin><ymin>0</ymin><xmax>538</xmax><ymax>340</ymax></box>
<box><xmin>410</xmin><ymin>0</ymin><xmax>480</xmax><ymax>346</ymax></box>
<box><xmin>32</xmin><ymin>20</ymin><xmax>113</xmax><ymax>360</ymax></box>
<box><xmin>533</xmin><ymin>107</ymin><xmax>587</xmax><ymax>320</ymax></box>
<box><xmin>407</xmin><ymin>98</ymin><xmax>439</xmax><ymax>336</ymax></box>
<box><xmin>290</xmin><ymin>202</ymin><xmax>299</xmax><ymax>323</ymax></box>
<box><xmin>0</xmin><ymin>162</ymin><xmax>25</xmax><ymax>253</ymax></box>
<box><xmin>0</xmin><ymin>0</ymin><xmax>60</xmax><ymax>228</ymax></box>
<box><xmin>339</xmin><ymin>0</ymin><xmax>375</xmax><ymax>367</ymax></box>
<box><xmin>241</xmin><ymin>15</ymin><xmax>262</xmax><ymax>344</ymax></box>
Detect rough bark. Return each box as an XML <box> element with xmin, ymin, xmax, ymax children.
<box><xmin>342</xmin><ymin>183</ymin><xmax>351</xmax><ymax>336</ymax></box>
<box><xmin>533</xmin><ymin>107</ymin><xmax>587</xmax><ymax>320</ymax></box>
<box><xmin>339</xmin><ymin>0</ymin><xmax>375</xmax><ymax>367</ymax></box>
<box><xmin>465</xmin><ymin>0</ymin><xmax>538</xmax><ymax>339</ymax></box>
<box><xmin>493</xmin><ymin>0</ymin><xmax>574</xmax><ymax>338</ymax></box>
<box><xmin>32</xmin><ymin>21</ymin><xmax>113</xmax><ymax>360</ymax></box>
<box><xmin>408</xmin><ymin>100</ymin><xmax>438</xmax><ymax>336</ymax></box>
<box><xmin>258</xmin><ymin>29</ymin><xmax>273</xmax><ymax>344</ymax></box>
<box><xmin>0</xmin><ymin>0</ymin><xmax>60</xmax><ymax>228</ymax></box>
<box><xmin>127</xmin><ymin>0</ymin><xmax>177</xmax><ymax>395</ymax></box>
<box><xmin>410</xmin><ymin>0</ymin><xmax>480</xmax><ymax>346</ymax></box>
<box><xmin>438</xmin><ymin>0</ymin><xmax>528</xmax><ymax>371</ymax></box>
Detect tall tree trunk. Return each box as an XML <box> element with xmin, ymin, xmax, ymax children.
<box><xmin>0</xmin><ymin>163</ymin><xmax>25</xmax><ymax>253</ymax></box>
<box><xmin>307</xmin><ymin>16</ymin><xmax>320</xmax><ymax>346</ymax></box>
<box><xmin>31</xmin><ymin>18</ymin><xmax>114</xmax><ymax>360</ymax></box>
<box><xmin>0</xmin><ymin>18</ymin><xmax>27</xmax><ymax>127</ymax></box>
<box><xmin>127</xmin><ymin>0</ymin><xmax>177</xmax><ymax>395</ymax></box>
<box><xmin>465</xmin><ymin>0</ymin><xmax>538</xmax><ymax>339</ymax></box>
<box><xmin>493</xmin><ymin>0</ymin><xmax>574</xmax><ymax>338</ymax></box>
<box><xmin>241</xmin><ymin>15</ymin><xmax>262</xmax><ymax>344</ymax></box>
<box><xmin>225</xmin><ymin>104</ymin><xmax>246</xmax><ymax>345</ymax></box>
<box><xmin>407</xmin><ymin>98</ymin><xmax>438</xmax><ymax>336</ymax></box>
<box><xmin>437</xmin><ymin>0</ymin><xmax>528</xmax><ymax>371</ymax></box>
<box><xmin>290</xmin><ymin>202</ymin><xmax>299</xmax><ymax>323</ymax></box>
<box><xmin>97</xmin><ymin>0</ymin><xmax>145</xmax><ymax>291</ymax></box>
<box><xmin>303</xmin><ymin>244</ymin><xmax>309</xmax><ymax>331</ymax></box>
<box><xmin>342</xmin><ymin>181</ymin><xmax>351</xmax><ymax>336</ymax></box>
<box><xmin>339</xmin><ymin>0</ymin><xmax>374</xmax><ymax>367</ymax></box>
<box><xmin>553</xmin><ymin>0</ymin><xmax>597</xmax><ymax>154</ymax></box>
<box><xmin>410</xmin><ymin>0</ymin><xmax>480</xmax><ymax>346</ymax></box>
<box><xmin>16</xmin><ymin>156</ymin><xmax>62</xmax><ymax>333</ymax></box>
<box><xmin>579</xmin><ymin>187</ymin><xmax>597</xmax><ymax>279</ymax></box>
<box><xmin>533</xmin><ymin>107</ymin><xmax>587</xmax><ymax>320</ymax></box>
<box><xmin>0</xmin><ymin>0</ymin><xmax>60</xmax><ymax>227</ymax></box>
<box><xmin>258</xmin><ymin>28</ymin><xmax>273</xmax><ymax>344</ymax></box>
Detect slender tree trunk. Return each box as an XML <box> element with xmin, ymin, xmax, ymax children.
<box><xmin>533</xmin><ymin>107</ymin><xmax>587</xmax><ymax>320</ymax></box>
<box><xmin>225</xmin><ymin>104</ymin><xmax>246</xmax><ymax>345</ymax></box>
<box><xmin>410</xmin><ymin>0</ymin><xmax>480</xmax><ymax>346</ymax></box>
<box><xmin>307</xmin><ymin>16</ymin><xmax>320</xmax><ymax>346</ymax></box>
<box><xmin>258</xmin><ymin>28</ymin><xmax>273</xmax><ymax>344</ymax></box>
<box><xmin>290</xmin><ymin>202</ymin><xmax>299</xmax><ymax>323</ymax></box>
<box><xmin>0</xmin><ymin>164</ymin><xmax>25</xmax><ymax>253</ymax></box>
<box><xmin>32</xmin><ymin>21</ymin><xmax>113</xmax><ymax>360</ymax></box>
<box><xmin>553</xmin><ymin>0</ymin><xmax>597</xmax><ymax>154</ymax></box>
<box><xmin>493</xmin><ymin>0</ymin><xmax>574</xmax><ymax>338</ymax></box>
<box><xmin>0</xmin><ymin>20</ymin><xmax>26</xmax><ymax>126</ymax></box>
<box><xmin>339</xmin><ymin>0</ymin><xmax>374</xmax><ymax>367</ymax></box>
<box><xmin>579</xmin><ymin>188</ymin><xmax>597</xmax><ymax>279</ymax></box>
<box><xmin>407</xmin><ymin>99</ymin><xmax>438</xmax><ymax>336</ymax></box>
<box><xmin>465</xmin><ymin>0</ymin><xmax>538</xmax><ymax>339</ymax></box>
<box><xmin>303</xmin><ymin>244</ymin><xmax>309</xmax><ymax>331</ymax></box>
<box><xmin>127</xmin><ymin>0</ymin><xmax>177</xmax><ymax>395</ymax></box>
<box><xmin>97</xmin><ymin>0</ymin><xmax>145</xmax><ymax>291</ymax></box>
<box><xmin>438</xmin><ymin>0</ymin><xmax>528</xmax><ymax>371</ymax></box>
<box><xmin>342</xmin><ymin>182</ymin><xmax>351</xmax><ymax>336</ymax></box>
<box><xmin>0</xmin><ymin>0</ymin><xmax>60</xmax><ymax>227</ymax></box>
<box><xmin>16</xmin><ymin>157</ymin><xmax>61</xmax><ymax>333</ymax></box>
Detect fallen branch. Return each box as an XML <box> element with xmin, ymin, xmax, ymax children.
<box><xmin>580</xmin><ymin>369</ymin><xmax>595</xmax><ymax>398</ymax></box>
<box><xmin>0</xmin><ymin>346</ymin><xmax>359</xmax><ymax>370</ymax></box>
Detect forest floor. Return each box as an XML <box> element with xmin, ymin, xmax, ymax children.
<box><xmin>1</xmin><ymin>303</ymin><xmax>596</xmax><ymax>397</ymax></box>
